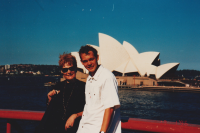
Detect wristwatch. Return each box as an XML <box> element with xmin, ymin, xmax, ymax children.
<box><xmin>99</xmin><ymin>131</ymin><xmax>105</xmax><ymax>133</ymax></box>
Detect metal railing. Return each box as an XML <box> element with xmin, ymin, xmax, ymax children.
<box><xmin>0</xmin><ymin>109</ymin><xmax>200</xmax><ymax>133</ymax></box>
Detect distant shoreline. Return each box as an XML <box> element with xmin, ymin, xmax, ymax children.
<box><xmin>119</xmin><ymin>86</ymin><xmax>200</xmax><ymax>92</ymax></box>
<box><xmin>0</xmin><ymin>75</ymin><xmax>61</xmax><ymax>77</ymax></box>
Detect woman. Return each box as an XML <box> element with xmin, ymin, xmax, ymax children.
<box><xmin>36</xmin><ymin>53</ymin><xmax>85</xmax><ymax>133</ymax></box>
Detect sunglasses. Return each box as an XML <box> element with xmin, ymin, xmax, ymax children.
<box><xmin>62</xmin><ymin>67</ymin><xmax>76</xmax><ymax>73</ymax></box>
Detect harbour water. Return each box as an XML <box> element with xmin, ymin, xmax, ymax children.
<box><xmin>0</xmin><ymin>76</ymin><xmax>200</xmax><ymax>133</ymax></box>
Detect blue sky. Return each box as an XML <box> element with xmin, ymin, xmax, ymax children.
<box><xmin>0</xmin><ymin>0</ymin><xmax>200</xmax><ymax>70</ymax></box>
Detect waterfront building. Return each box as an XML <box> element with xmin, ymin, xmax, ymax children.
<box><xmin>72</xmin><ymin>33</ymin><xmax>179</xmax><ymax>77</ymax></box>
<box><xmin>71</xmin><ymin>33</ymin><xmax>180</xmax><ymax>86</ymax></box>
<box><xmin>36</xmin><ymin>71</ymin><xmax>41</xmax><ymax>75</ymax></box>
<box><xmin>5</xmin><ymin>64</ymin><xmax>10</xmax><ymax>70</ymax></box>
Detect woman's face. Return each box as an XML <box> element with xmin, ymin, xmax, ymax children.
<box><xmin>62</xmin><ymin>62</ymin><xmax>76</xmax><ymax>80</ymax></box>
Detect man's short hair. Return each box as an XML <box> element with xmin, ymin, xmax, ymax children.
<box><xmin>79</xmin><ymin>45</ymin><xmax>98</xmax><ymax>60</ymax></box>
<box><xmin>58</xmin><ymin>53</ymin><xmax>77</xmax><ymax>69</ymax></box>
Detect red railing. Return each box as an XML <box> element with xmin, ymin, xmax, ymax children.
<box><xmin>0</xmin><ymin>109</ymin><xmax>200</xmax><ymax>133</ymax></box>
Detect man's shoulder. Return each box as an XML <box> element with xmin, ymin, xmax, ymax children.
<box><xmin>101</xmin><ymin>66</ymin><xmax>115</xmax><ymax>79</ymax></box>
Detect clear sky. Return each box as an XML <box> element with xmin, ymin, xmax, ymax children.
<box><xmin>1</xmin><ymin>0</ymin><xmax>200</xmax><ymax>70</ymax></box>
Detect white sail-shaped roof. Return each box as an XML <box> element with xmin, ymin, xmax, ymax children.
<box><xmin>114</xmin><ymin>59</ymin><xmax>137</xmax><ymax>74</ymax></box>
<box><xmin>114</xmin><ymin>60</ymin><xmax>129</xmax><ymax>73</ymax></box>
<box><xmin>123</xmin><ymin>41</ymin><xmax>139</xmax><ymax>55</ymax></box>
<box><xmin>156</xmin><ymin>63</ymin><xmax>180</xmax><ymax>79</ymax></box>
<box><xmin>133</xmin><ymin>52</ymin><xmax>160</xmax><ymax>76</ymax></box>
<box><xmin>139</xmin><ymin>52</ymin><xmax>160</xmax><ymax>64</ymax></box>
<box><xmin>146</xmin><ymin>65</ymin><xmax>157</xmax><ymax>76</ymax></box>
<box><xmin>99</xmin><ymin>33</ymin><xmax>129</xmax><ymax>71</ymax></box>
<box><xmin>124</xmin><ymin>60</ymin><xmax>138</xmax><ymax>73</ymax></box>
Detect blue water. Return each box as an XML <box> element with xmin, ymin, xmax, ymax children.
<box><xmin>0</xmin><ymin>76</ymin><xmax>200</xmax><ymax>133</ymax></box>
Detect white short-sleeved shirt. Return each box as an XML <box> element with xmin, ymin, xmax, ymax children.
<box><xmin>77</xmin><ymin>65</ymin><xmax>121</xmax><ymax>133</ymax></box>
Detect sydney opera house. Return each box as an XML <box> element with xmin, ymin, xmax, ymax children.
<box><xmin>72</xmin><ymin>33</ymin><xmax>180</xmax><ymax>86</ymax></box>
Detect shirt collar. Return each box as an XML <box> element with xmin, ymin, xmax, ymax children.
<box><xmin>87</xmin><ymin>65</ymin><xmax>104</xmax><ymax>81</ymax></box>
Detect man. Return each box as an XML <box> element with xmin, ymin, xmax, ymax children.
<box><xmin>77</xmin><ymin>45</ymin><xmax>121</xmax><ymax>133</ymax></box>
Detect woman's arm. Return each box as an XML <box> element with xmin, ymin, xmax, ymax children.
<box><xmin>47</xmin><ymin>89</ymin><xmax>60</xmax><ymax>105</ymax></box>
<box><xmin>65</xmin><ymin>112</ymin><xmax>83</xmax><ymax>131</ymax></box>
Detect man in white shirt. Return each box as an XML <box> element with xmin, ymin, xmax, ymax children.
<box><xmin>77</xmin><ymin>45</ymin><xmax>121</xmax><ymax>133</ymax></box>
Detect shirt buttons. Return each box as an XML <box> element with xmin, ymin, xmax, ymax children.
<box><xmin>94</xmin><ymin>94</ymin><xmax>95</xmax><ymax>95</ymax></box>
<box><xmin>82</xmin><ymin>126</ymin><xmax>83</xmax><ymax>128</ymax></box>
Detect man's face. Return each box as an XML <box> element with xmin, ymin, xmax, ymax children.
<box><xmin>62</xmin><ymin>62</ymin><xmax>76</xmax><ymax>80</ymax></box>
<box><xmin>81</xmin><ymin>51</ymin><xmax>98</xmax><ymax>75</ymax></box>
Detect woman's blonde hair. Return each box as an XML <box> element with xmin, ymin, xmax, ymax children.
<box><xmin>58</xmin><ymin>53</ymin><xmax>77</xmax><ymax>68</ymax></box>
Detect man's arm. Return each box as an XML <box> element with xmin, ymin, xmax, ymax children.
<box><xmin>65</xmin><ymin>111</ymin><xmax>83</xmax><ymax>131</ymax></box>
<box><xmin>100</xmin><ymin>107</ymin><xmax>114</xmax><ymax>133</ymax></box>
<box><xmin>100</xmin><ymin>74</ymin><xmax>119</xmax><ymax>133</ymax></box>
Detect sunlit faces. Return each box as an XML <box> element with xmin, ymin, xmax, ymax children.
<box><xmin>80</xmin><ymin>51</ymin><xmax>99</xmax><ymax>76</ymax></box>
<box><xmin>62</xmin><ymin>63</ymin><xmax>76</xmax><ymax>80</ymax></box>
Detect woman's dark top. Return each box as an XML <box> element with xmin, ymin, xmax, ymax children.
<box><xmin>36</xmin><ymin>79</ymin><xmax>85</xmax><ymax>133</ymax></box>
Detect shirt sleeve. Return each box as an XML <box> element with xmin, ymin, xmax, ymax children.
<box><xmin>102</xmin><ymin>75</ymin><xmax>120</xmax><ymax>109</ymax></box>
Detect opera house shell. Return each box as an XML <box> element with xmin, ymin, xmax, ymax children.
<box><xmin>71</xmin><ymin>33</ymin><xmax>179</xmax><ymax>79</ymax></box>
